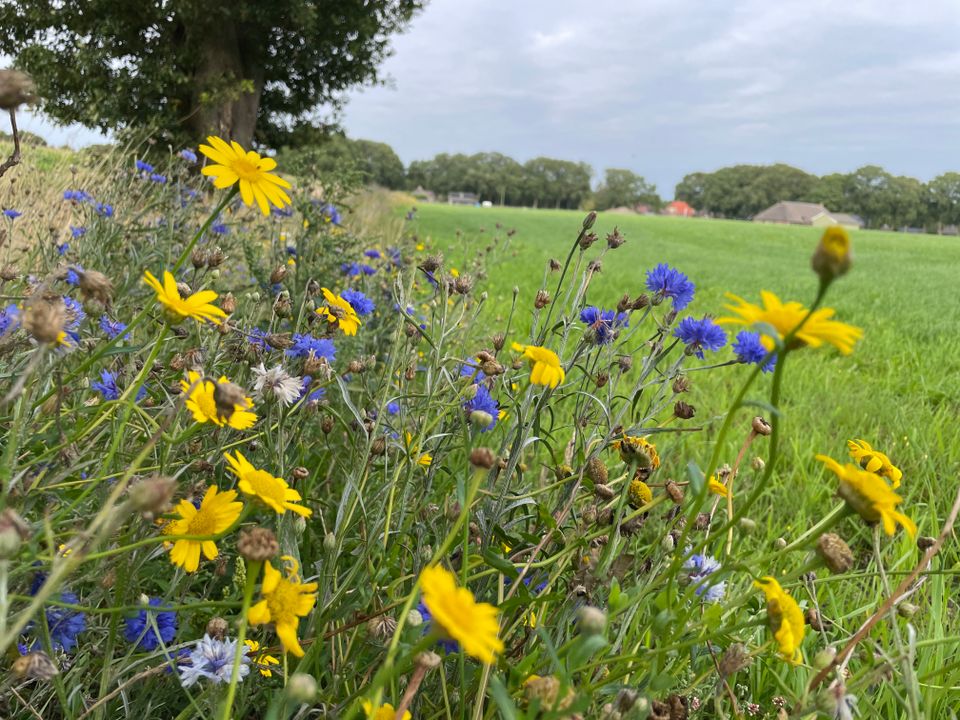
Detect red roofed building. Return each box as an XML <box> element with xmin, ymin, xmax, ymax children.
<box><xmin>663</xmin><ymin>200</ymin><xmax>695</xmax><ymax>217</ymax></box>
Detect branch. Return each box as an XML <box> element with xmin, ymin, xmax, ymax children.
<box><xmin>0</xmin><ymin>110</ymin><xmax>22</xmax><ymax>180</ymax></box>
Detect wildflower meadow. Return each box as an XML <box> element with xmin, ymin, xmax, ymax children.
<box><xmin>0</xmin><ymin>136</ymin><xmax>958</xmax><ymax>720</ymax></box>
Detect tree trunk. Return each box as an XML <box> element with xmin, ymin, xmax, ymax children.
<box><xmin>185</xmin><ymin>18</ymin><xmax>264</xmax><ymax>147</ymax></box>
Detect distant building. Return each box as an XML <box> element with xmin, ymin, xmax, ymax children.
<box><xmin>412</xmin><ymin>185</ymin><xmax>436</xmax><ymax>203</ymax></box>
<box><xmin>754</xmin><ymin>201</ymin><xmax>864</xmax><ymax>229</ymax></box>
<box><xmin>447</xmin><ymin>191</ymin><xmax>479</xmax><ymax>206</ymax></box>
<box><xmin>663</xmin><ymin>200</ymin><xmax>695</xmax><ymax>217</ymax></box>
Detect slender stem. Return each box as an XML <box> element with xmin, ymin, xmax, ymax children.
<box><xmin>220</xmin><ymin>559</ymin><xmax>261</xmax><ymax>720</ymax></box>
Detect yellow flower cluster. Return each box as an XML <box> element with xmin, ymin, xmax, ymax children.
<box><xmin>817</xmin><ymin>454</ymin><xmax>915</xmax><ymax>537</ymax></box>
<box><xmin>754</xmin><ymin>576</ymin><xmax>805</xmax><ymax>665</ymax></box>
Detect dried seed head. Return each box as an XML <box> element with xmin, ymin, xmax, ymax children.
<box><xmin>595</xmin><ymin>371</ymin><xmax>609</xmax><ymax>388</ymax></box>
<box><xmin>366</xmin><ymin>614</ymin><xmax>398</xmax><ymax>642</ymax></box>
<box><xmin>665</xmin><ymin>480</ymin><xmax>684</xmax><ymax>504</ymax></box>
<box><xmin>0</xmin><ymin>264</ymin><xmax>17</xmax><ymax>281</ymax></box>
<box><xmin>524</xmin><ymin>675</ymin><xmax>575</xmax><ymax>713</ymax></box>
<box><xmin>176</xmin><ymin>281</ymin><xmax>192</xmax><ymax>298</ymax></box>
<box><xmin>370</xmin><ymin>436</ymin><xmax>386</xmax><ymax>456</ymax></box>
<box><xmin>816</xmin><ymin>533</ymin><xmax>855</xmax><ymax>573</ymax></box>
<box><xmin>270</xmin><ymin>265</ymin><xmax>288</xmax><ymax>285</ymax></box>
<box><xmin>631</xmin><ymin>294</ymin><xmax>650</xmax><ymax>310</ymax></box>
<box><xmin>585</xmin><ymin>457</ymin><xmax>608</xmax><ymax>484</ymax></box>
<box><xmin>534</xmin><ymin>289</ymin><xmax>551</xmax><ymax>309</ymax></box>
<box><xmin>190</xmin><ymin>248</ymin><xmax>208</xmax><ymax>269</ymax></box>
<box><xmin>0</xmin><ymin>69</ymin><xmax>37</xmax><ymax>110</ymax></box>
<box><xmin>469</xmin><ymin>447</ymin><xmax>496</xmax><ymax>469</ymax></box>
<box><xmin>206</xmin><ymin>246</ymin><xmax>226</xmax><ymax>268</ymax></box>
<box><xmin>13</xmin><ymin>651</ymin><xmax>59</xmax><ymax>681</ymax></box>
<box><xmin>237</xmin><ymin>527</ymin><xmax>279</xmax><ymax>562</ymax></box>
<box><xmin>588</xmin><ymin>260</ymin><xmax>602</xmax><ymax>273</ymax></box>
<box><xmin>346</xmin><ymin>359</ymin><xmax>364</xmax><ymax>374</ymax></box>
<box><xmin>917</xmin><ymin>535</ymin><xmax>936</xmax><ymax>551</ymax></box>
<box><xmin>321</xmin><ymin>415</ymin><xmax>335</xmax><ymax>434</ymax></box>
<box><xmin>206</xmin><ymin>616</ymin><xmax>229</xmax><ymax>640</ymax></box>
<box><xmin>806</xmin><ymin>607</ymin><xmax>830</xmax><ymax>631</ymax></box>
<box><xmin>273</xmin><ymin>293</ymin><xmax>292</xmax><ymax>318</ymax></box>
<box><xmin>264</xmin><ymin>332</ymin><xmax>293</xmax><ymax>350</ymax></box>
<box><xmin>128</xmin><ymin>475</ymin><xmax>176</xmax><ymax>519</ymax></box>
<box><xmin>23</xmin><ymin>297</ymin><xmax>65</xmax><ymax>344</ymax></box>
<box><xmin>752</xmin><ymin>416</ymin><xmax>772</xmax><ymax>436</ymax></box>
<box><xmin>672</xmin><ymin>375</ymin><xmax>691</xmax><ymax>394</ymax></box>
<box><xmin>453</xmin><ymin>274</ymin><xmax>474</xmax><ymax>295</ymax></box>
<box><xmin>606</xmin><ymin>226</ymin><xmax>625</xmax><ymax>249</ymax></box>
<box><xmin>617</xmin><ymin>293</ymin><xmax>631</xmax><ymax>313</ymax></box>
<box><xmin>77</xmin><ymin>269</ymin><xmax>113</xmax><ymax>306</ymax></box>
<box><xmin>416</xmin><ymin>650</ymin><xmax>442</xmax><ymax>669</ymax></box>
<box><xmin>220</xmin><ymin>292</ymin><xmax>237</xmax><ymax>315</ymax></box>
<box><xmin>420</xmin><ymin>254</ymin><xmax>443</xmax><ymax>273</ymax></box>
<box><xmin>718</xmin><ymin>643</ymin><xmax>752</xmax><ymax>678</ymax></box>
<box><xmin>594</xmin><ymin>484</ymin><xmax>615</xmax><ymax>500</ymax></box>
<box><xmin>0</xmin><ymin>507</ymin><xmax>30</xmax><ymax>558</ymax></box>
<box><xmin>549</xmin><ymin>258</ymin><xmax>562</xmax><ymax>272</ymax></box>
<box><xmin>292</xmin><ymin>466</ymin><xmax>309</xmax><ymax>481</ymax></box>
<box><xmin>213</xmin><ymin>380</ymin><xmax>248</xmax><ymax>423</ymax></box>
<box><xmin>674</xmin><ymin>401</ymin><xmax>695</xmax><ymax>419</ymax></box>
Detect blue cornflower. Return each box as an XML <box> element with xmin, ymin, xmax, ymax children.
<box><xmin>464</xmin><ymin>384</ymin><xmax>499</xmax><ymax>431</ymax></box>
<box><xmin>70</xmin><ymin>225</ymin><xmax>86</xmax><ymax>238</ymax></box>
<box><xmin>62</xmin><ymin>297</ymin><xmax>85</xmax><ymax>331</ymax></box>
<box><xmin>460</xmin><ymin>362</ymin><xmax>487</xmax><ymax>383</ymax></box>
<box><xmin>95</xmin><ymin>202</ymin><xmax>114</xmax><ymax>217</ymax></box>
<box><xmin>211</xmin><ymin>222</ymin><xmax>229</xmax><ymax>236</ymax></box>
<box><xmin>299</xmin><ymin>376</ymin><xmax>326</xmax><ymax>404</ymax></box>
<box><xmin>646</xmin><ymin>263</ymin><xmax>695</xmax><ymax>311</ymax></box>
<box><xmin>387</xmin><ymin>401</ymin><xmax>400</xmax><ymax>415</ymax></box>
<box><xmin>178</xmin><ymin>634</ymin><xmax>250</xmax><ymax>688</ymax></box>
<box><xmin>342</xmin><ymin>289</ymin><xmax>375</xmax><ymax>316</ymax></box>
<box><xmin>179</xmin><ymin>149</ymin><xmax>198</xmax><ymax>163</ymax></box>
<box><xmin>579</xmin><ymin>306</ymin><xmax>629</xmax><ymax>345</ymax></box>
<box><xmin>364</xmin><ymin>249</ymin><xmax>382</xmax><ymax>259</ymax></box>
<box><xmin>319</xmin><ymin>203</ymin><xmax>342</xmax><ymax>225</ymax></box>
<box><xmin>416</xmin><ymin>602</ymin><xmax>459</xmax><ymax>654</ymax></box>
<box><xmin>0</xmin><ymin>305</ymin><xmax>20</xmax><ymax>336</ymax></box>
<box><xmin>732</xmin><ymin>331</ymin><xmax>776</xmax><ymax>372</ymax></box>
<box><xmin>271</xmin><ymin>205</ymin><xmax>294</xmax><ymax>217</ymax></box>
<box><xmin>91</xmin><ymin>370</ymin><xmax>120</xmax><ymax>401</ymax></box>
<box><xmin>387</xmin><ymin>247</ymin><xmax>403</xmax><ymax>267</ymax></box>
<box><xmin>681</xmin><ymin>552</ymin><xmax>726</xmax><ymax>603</ymax></box>
<box><xmin>99</xmin><ymin>315</ymin><xmax>129</xmax><ymax>340</ymax></box>
<box><xmin>63</xmin><ymin>190</ymin><xmax>88</xmax><ymax>202</ymax></box>
<box><xmin>360</xmin><ymin>264</ymin><xmax>376</xmax><ymax>276</ymax></box>
<box><xmin>3</xmin><ymin>209</ymin><xmax>22</xmax><ymax>220</ymax></box>
<box><xmin>125</xmin><ymin>598</ymin><xmax>177</xmax><ymax>651</ymax></box>
<box><xmin>286</xmin><ymin>245</ymin><xmax>297</xmax><ymax>257</ymax></box>
<box><xmin>65</xmin><ymin>266</ymin><xmax>82</xmax><ymax>286</ymax></box>
<box><xmin>247</xmin><ymin>327</ymin><xmax>270</xmax><ymax>350</ymax></box>
<box><xmin>341</xmin><ymin>262</ymin><xmax>361</xmax><ymax>276</ymax></box>
<box><xmin>674</xmin><ymin>316</ymin><xmax>727</xmax><ymax>359</ymax></box>
<box><xmin>150</xmin><ymin>173</ymin><xmax>167</xmax><ymax>184</ymax></box>
<box><xmin>286</xmin><ymin>334</ymin><xmax>336</xmax><ymax>361</ymax></box>
<box><xmin>31</xmin><ymin>592</ymin><xmax>87</xmax><ymax>652</ymax></box>
<box><xmin>56</xmin><ymin>242</ymin><xmax>70</xmax><ymax>256</ymax></box>
<box><xmin>135</xmin><ymin>159</ymin><xmax>154</xmax><ymax>173</ymax></box>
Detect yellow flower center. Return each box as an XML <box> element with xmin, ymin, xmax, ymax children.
<box><xmin>245</xmin><ymin>469</ymin><xmax>287</xmax><ymax>505</ymax></box>
<box><xmin>232</xmin><ymin>157</ymin><xmax>261</xmax><ymax>180</ymax></box>
<box><xmin>266</xmin><ymin>577</ymin><xmax>302</xmax><ymax>624</ymax></box>
<box><xmin>186</xmin><ymin>507</ymin><xmax>217</xmax><ymax>535</ymax></box>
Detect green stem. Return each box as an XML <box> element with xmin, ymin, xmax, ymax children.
<box><xmin>220</xmin><ymin>558</ymin><xmax>261</xmax><ymax>720</ymax></box>
<box><xmin>173</xmin><ymin>188</ymin><xmax>237</xmax><ymax>273</ymax></box>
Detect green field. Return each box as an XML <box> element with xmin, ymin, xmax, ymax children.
<box><xmin>409</xmin><ymin>203</ymin><xmax>960</xmax><ymax>539</ymax></box>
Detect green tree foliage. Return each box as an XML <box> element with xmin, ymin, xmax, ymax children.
<box><xmin>0</xmin><ymin>1</ymin><xmax>423</xmax><ymax>147</ymax></box>
<box><xmin>926</xmin><ymin>173</ymin><xmax>960</xmax><ymax>229</ymax></box>
<box><xmin>591</xmin><ymin>168</ymin><xmax>662</xmax><ymax>211</ymax></box>
<box><xmin>674</xmin><ymin>164</ymin><xmax>818</xmax><ymax>219</ymax></box>
<box><xmin>408</xmin><ymin>152</ymin><xmax>592</xmax><ymax>208</ymax></box>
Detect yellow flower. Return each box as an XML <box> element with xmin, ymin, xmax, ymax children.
<box><xmin>248</xmin><ymin>557</ymin><xmax>318</xmax><ymax>657</ymax></box>
<box><xmin>613</xmin><ymin>436</ymin><xmax>660</xmax><ymax>470</ymax></box>
<box><xmin>143</xmin><ymin>270</ymin><xmax>226</xmax><ymax>325</ymax></box>
<box><xmin>812</xmin><ymin>226</ymin><xmax>852</xmax><ymax>281</ymax></box>
<box><xmin>316</xmin><ymin>288</ymin><xmax>361</xmax><ymax>336</ymax></box>
<box><xmin>707</xmin><ymin>476</ymin><xmax>729</xmax><ymax>497</ymax></box>
<box><xmin>718</xmin><ymin>290</ymin><xmax>862</xmax><ymax>355</ymax></box>
<box><xmin>224</xmin><ymin>450</ymin><xmax>311</xmax><ymax>517</ymax></box>
<box><xmin>244</xmin><ymin>639</ymin><xmax>280</xmax><ymax>677</ymax></box>
<box><xmin>512</xmin><ymin>342</ymin><xmax>564</xmax><ymax>388</ymax></box>
<box><xmin>754</xmin><ymin>576</ymin><xmax>805</xmax><ymax>665</ymax></box>
<box><xmin>419</xmin><ymin>564</ymin><xmax>503</xmax><ymax>663</ymax></box>
<box><xmin>180</xmin><ymin>371</ymin><xmax>257</xmax><ymax>430</ymax></box>
<box><xmin>164</xmin><ymin>486</ymin><xmax>243</xmax><ymax>572</ymax></box>
<box><xmin>199</xmin><ymin>136</ymin><xmax>292</xmax><ymax>215</ymax></box>
<box><xmin>405</xmin><ymin>432</ymin><xmax>432</xmax><ymax>467</ymax></box>
<box><xmin>628</xmin><ymin>479</ymin><xmax>652</xmax><ymax>508</ymax></box>
<box><xmin>362</xmin><ymin>700</ymin><xmax>411</xmax><ymax>720</ymax></box>
<box><xmin>816</xmin><ymin>454</ymin><xmax>915</xmax><ymax>537</ymax></box>
<box><xmin>847</xmin><ymin>439</ymin><xmax>902</xmax><ymax>488</ymax></box>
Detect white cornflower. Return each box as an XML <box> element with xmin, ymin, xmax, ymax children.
<box><xmin>251</xmin><ymin>363</ymin><xmax>302</xmax><ymax>406</ymax></box>
<box><xmin>178</xmin><ymin>634</ymin><xmax>250</xmax><ymax>687</ymax></box>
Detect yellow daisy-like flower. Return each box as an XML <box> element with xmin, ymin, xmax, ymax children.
<box><xmin>847</xmin><ymin>439</ymin><xmax>902</xmax><ymax>488</ymax></box>
<box><xmin>718</xmin><ymin>290</ymin><xmax>862</xmax><ymax>355</ymax></box>
<box><xmin>316</xmin><ymin>288</ymin><xmax>361</xmax><ymax>336</ymax></box>
<box><xmin>754</xmin><ymin>576</ymin><xmax>805</xmax><ymax>665</ymax></box>
<box><xmin>362</xmin><ymin>700</ymin><xmax>411</xmax><ymax>720</ymax></box>
<box><xmin>163</xmin><ymin>486</ymin><xmax>243</xmax><ymax>573</ymax></box>
<box><xmin>511</xmin><ymin>342</ymin><xmax>565</xmax><ymax>388</ymax></box>
<box><xmin>180</xmin><ymin>371</ymin><xmax>257</xmax><ymax>430</ymax></box>
<box><xmin>613</xmin><ymin>435</ymin><xmax>660</xmax><ymax>470</ymax></box>
<box><xmin>420</xmin><ymin>564</ymin><xmax>503</xmax><ymax>664</ymax></box>
<box><xmin>143</xmin><ymin>270</ymin><xmax>227</xmax><ymax>325</ymax></box>
<box><xmin>404</xmin><ymin>432</ymin><xmax>432</xmax><ymax>467</ymax></box>
<box><xmin>224</xmin><ymin>450</ymin><xmax>311</xmax><ymax>517</ymax></box>
<box><xmin>244</xmin><ymin>639</ymin><xmax>280</xmax><ymax>677</ymax></box>
<box><xmin>199</xmin><ymin>136</ymin><xmax>292</xmax><ymax>216</ymax></box>
<box><xmin>816</xmin><ymin>454</ymin><xmax>916</xmax><ymax>537</ymax></box>
<box><xmin>248</xmin><ymin>557</ymin><xmax>318</xmax><ymax>657</ymax></box>
<box><xmin>707</xmin><ymin>476</ymin><xmax>729</xmax><ymax>497</ymax></box>
<box><xmin>628</xmin><ymin>479</ymin><xmax>652</xmax><ymax>508</ymax></box>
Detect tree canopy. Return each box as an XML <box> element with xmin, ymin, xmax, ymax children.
<box><xmin>591</xmin><ymin>168</ymin><xmax>661</xmax><ymax>211</ymax></box>
<box><xmin>0</xmin><ymin>0</ymin><xmax>423</xmax><ymax>147</ymax></box>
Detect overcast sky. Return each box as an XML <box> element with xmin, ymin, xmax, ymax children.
<box><xmin>16</xmin><ymin>0</ymin><xmax>960</xmax><ymax>195</ymax></box>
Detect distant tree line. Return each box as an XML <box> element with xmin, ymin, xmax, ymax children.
<box><xmin>279</xmin><ymin>135</ymin><xmax>960</xmax><ymax>232</ymax></box>
<box><xmin>675</xmin><ymin>164</ymin><xmax>960</xmax><ymax>231</ymax></box>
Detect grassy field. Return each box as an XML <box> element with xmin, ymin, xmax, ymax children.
<box><xmin>409</xmin><ymin>203</ymin><xmax>960</xmax><ymax>576</ymax></box>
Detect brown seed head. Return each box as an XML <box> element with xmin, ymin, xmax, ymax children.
<box><xmin>718</xmin><ymin>643</ymin><xmax>752</xmax><ymax>678</ymax></box>
<box><xmin>665</xmin><ymin>480</ymin><xmax>684</xmax><ymax>504</ymax></box>
<box><xmin>270</xmin><ymin>265</ymin><xmax>288</xmax><ymax>285</ymax></box>
<box><xmin>212</xmin><ymin>380</ymin><xmax>248</xmax><ymax>423</ymax></box>
<box><xmin>128</xmin><ymin>475</ymin><xmax>176</xmax><ymax>519</ymax></box>
<box><xmin>23</xmin><ymin>297</ymin><xmax>65</xmax><ymax>344</ymax></box>
<box><xmin>190</xmin><ymin>248</ymin><xmax>208</xmax><ymax>269</ymax></box>
<box><xmin>0</xmin><ymin>69</ymin><xmax>37</xmax><ymax>110</ymax></box>
<box><xmin>220</xmin><ymin>292</ymin><xmax>237</xmax><ymax>315</ymax></box>
<box><xmin>606</xmin><ymin>226</ymin><xmax>625</xmax><ymax>249</ymax></box>
<box><xmin>469</xmin><ymin>447</ymin><xmax>496</xmax><ymax>469</ymax></box>
<box><xmin>237</xmin><ymin>527</ymin><xmax>279</xmax><ymax>563</ymax></box>
<box><xmin>206</xmin><ymin>616</ymin><xmax>229</xmax><ymax>640</ymax></box>
<box><xmin>752</xmin><ymin>416</ymin><xmax>772</xmax><ymax>436</ymax></box>
<box><xmin>816</xmin><ymin>533</ymin><xmax>855</xmax><ymax>573</ymax></box>
<box><xmin>534</xmin><ymin>289</ymin><xmax>551</xmax><ymax>309</ymax></box>
<box><xmin>674</xmin><ymin>401</ymin><xmax>696</xmax><ymax>419</ymax></box>
<box><xmin>77</xmin><ymin>269</ymin><xmax>114</xmax><ymax>306</ymax></box>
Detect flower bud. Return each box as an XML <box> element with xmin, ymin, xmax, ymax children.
<box><xmin>773</xmin><ymin>537</ymin><xmax>787</xmax><ymax>550</ymax></box>
<box><xmin>812</xmin><ymin>226</ymin><xmax>852</xmax><ymax>283</ymax></box>
<box><xmin>367</xmin><ymin>615</ymin><xmax>397</xmax><ymax>642</ymax></box>
<box><xmin>286</xmin><ymin>673</ymin><xmax>317</xmax><ymax>703</ymax></box>
<box><xmin>213</xmin><ymin>380</ymin><xmax>248</xmax><ymax>423</ymax></box>
<box><xmin>583</xmin><ymin>210</ymin><xmax>597</xmax><ymax>230</ymax></box>
<box><xmin>469</xmin><ymin>410</ymin><xmax>494</xmax><ymax>428</ymax></box>
<box><xmin>270</xmin><ymin>265</ymin><xmax>288</xmax><ymax>284</ymax></box>
<box><xmin>469</xmin><ymin>447</ymin><xmax>496</xmax><ymax>469</ymax></box>
<box><xmin>751</xmin><ymin>456</ymin><xmax>766</xmax><ymax>472</ymax></box>
<box><xmin>323</xmin><ymin>532</ymin><xmax>337</xmax><ymax>552</ymax></box>
<box><xmin>897</xmin><ymin>602</ymin><xmax>919</xmax><ymax>619</ymax></box>
<box><xmin>718</xmin><ymin>643</ymin><xmax>752</xmax><ymax>677</ymax></box>
<box><xmin>674</xmin><ymin>401</ymin><xmax>695</xmax><ymax>419</ymax></box>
